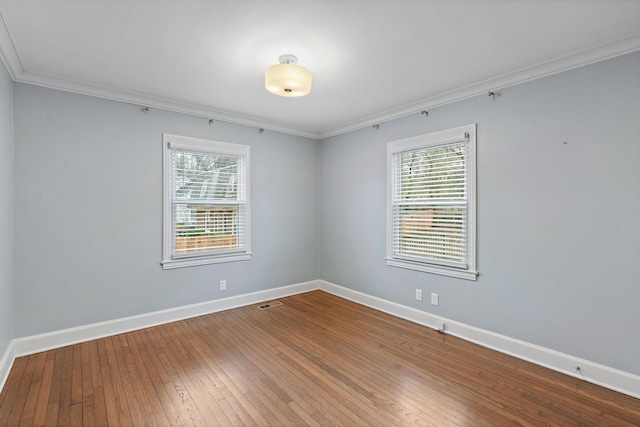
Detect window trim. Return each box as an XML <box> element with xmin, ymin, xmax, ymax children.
<box><xmin>161</xmin><ymin>134</ymin><xmax>251</xmax><ymax>270</ymax></box>
<box><xmin>386</xmin><ymin>124</ymin><xmax>477</xmax><ymax>281</ymax></box>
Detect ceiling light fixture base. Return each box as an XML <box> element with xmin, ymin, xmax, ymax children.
<box><xmin>278</xmin><ymin>54</ymin><xmax>298</xmax><ymax>65</ymax></box>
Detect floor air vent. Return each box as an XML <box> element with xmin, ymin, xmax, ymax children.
<box><xmin>257</xmin><ymin>300</ymin><xmax>284</xmax><ymax>310</ymax></box>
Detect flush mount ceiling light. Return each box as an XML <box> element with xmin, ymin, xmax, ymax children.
<box><xmin>265</xmin><ymin>54</ymin><xmax>312</xmax><ymax>97</ymax></box>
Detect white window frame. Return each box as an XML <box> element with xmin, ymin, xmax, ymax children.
<box><xmin>386</xmin><ymin>124</ymin><xmax>477</xmax><ymax>281</ymax></box>
<box><xmin>162</xmin><ymin>134</ymin><xmax>251</xmax><ymax>270</ymax></box>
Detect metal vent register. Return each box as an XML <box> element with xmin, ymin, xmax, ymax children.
<box><xmin>257</xmin><ymin>300</ymin><xmax>284</xmax><ymax>310</ymax></box>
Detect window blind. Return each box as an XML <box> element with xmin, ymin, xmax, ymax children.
<box><xmin>170</xmin><ymin>148</ymin><xmax>247</xmax><ymax>258</ymax></box>
<box><xmin>391</xmin><ymin>141</ymin><xmax>469</xmax><ymax>269</ymax></box>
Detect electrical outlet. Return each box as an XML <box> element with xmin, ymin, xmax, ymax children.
<box><xmin>220</xmin><ymin>280</ymin><xmax>227</xmax><ymax>291</ymax></box>
<box><xmin>415</xmin><ymin>289</ymin><xmax>423</xmax><ymax>301</ymax></box>
<box><xmin>431</xmin><ymin>293</ymin><xmax>439</xmax><ymax>306</ymax></box>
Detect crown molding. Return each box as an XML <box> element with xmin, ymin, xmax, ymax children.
<box><xmin>12</xmin><ymin>70</ymin><xmax>322</xmax><ymax>139</ymax></box>
<box><xmin>0</xmin><ymin>5</ymin><xmax>637</xmax><ymax>141</ymax></box>
<box><xmin>316</xmin><ymin>33</ymin><xmax>640</xmax><ymax>139</ymax></box>
<box><xmin>0</xmin><ymin>3</ymin><xmax>21</xmax><ymax>79</ymax></box>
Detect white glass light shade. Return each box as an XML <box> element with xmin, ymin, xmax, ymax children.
<box><xmin>265</xmin><ymin>63</ymin><xmax>312</xmax><ymax>97</ymax></box>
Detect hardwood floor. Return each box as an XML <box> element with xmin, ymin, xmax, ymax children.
<box><xmin>0</xmin><ymin>290</ymin><xmax>638</xmax><ymax>426</ymax></box>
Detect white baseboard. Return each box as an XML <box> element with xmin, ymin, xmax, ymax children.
<box><xmin>3</xmin><ymin>279</ymin><xmax>638</xmax><ymax>400</ymax></box>
<box><xmin>317</xmin><ymin>280</ymin><xmax>640</xmax><ymax>399</ymax></box>
<box><xmin>12</xmin><ymin>280</ymin><xmax>321</xmax><ymax>358</ymax></box>
<box><xmin>0</xmin><ymin>340</ymin><xmax>15</xmax><ymax>395</ymax></box>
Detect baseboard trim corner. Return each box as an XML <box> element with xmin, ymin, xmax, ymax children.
<box><xmin>317</xmin><ymin>280</ymin><xmax>640</xmax><ymax>399</ymax></box>
<box><xmin>0</xmin><ymin>340</ymin><xmax>15</xmax><ymax>395</ymax></box>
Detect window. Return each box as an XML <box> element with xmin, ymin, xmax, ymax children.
<box><xmin>162</xmin><ymin>134</ymin><xmax>250</xmax><ymax>269</ymax></box>
<box><xmin>387</xmin><ymin>124</ymin><xmax>477</xmax><ymax>280</ymax></box>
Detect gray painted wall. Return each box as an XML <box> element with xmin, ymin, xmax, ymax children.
<box><xmin>8</xmin><ymin>51</ymin><xmax>640</xmax><ymax>378</ymax></box>
<box><xmin>318</xmin><ymin>52</ymin><xmax>640</xmax><ymax>375</ymax></box>
<box><xmin>13</xmin><ymin>84</ymin><xmax>318</xmax><ymax>337</ymax></box>
<box><xmin>0</xmin><ymin>60</ymin><xmax>13</xmax><ymax>357</ymax></box>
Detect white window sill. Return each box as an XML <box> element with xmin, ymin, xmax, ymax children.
<box><xmin>386</xmin><ymin>258</ymin><xmax>478</xmax><ymax>281</ymax></box>
<box><xmin>162</xmin><ymin>252</ymin><xmax>252</xmax><ymax>270</ymax></box>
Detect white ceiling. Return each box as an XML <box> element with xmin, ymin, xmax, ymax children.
<box><xmin>0</xmin><ymin>0</ymin><xmax>639</xmax><ymax>138</ymax></box>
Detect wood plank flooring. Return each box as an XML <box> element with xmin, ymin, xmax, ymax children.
<box><xmin>0</xmin><ymin>290</ymin><xmax>638</xmax><ymax>426</ymax></box>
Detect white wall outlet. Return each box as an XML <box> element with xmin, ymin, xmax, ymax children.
<box><xmin>220</xmin><ymin>280</ymin><xmax>227</xmax><ymax>291</ymax></box>
<box><xmin>431</xmin><ymin>293</ymin><xmax>439</xmax><ymax>306</ymax></box>
<box><xmin>415</xmin><ymin>289</ymin><xmax>423</xmax><ymax>301</ymax></box>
